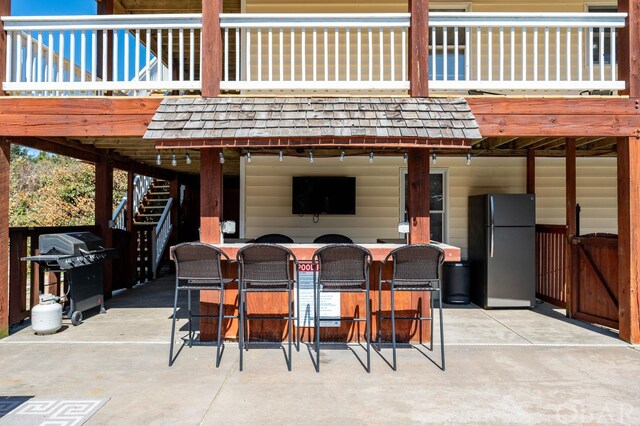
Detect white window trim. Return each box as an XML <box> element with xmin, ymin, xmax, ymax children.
<box><xmin>399</xmin><ymin>167</ymin><xmax>449</xmax><ymax>243</ymax></box>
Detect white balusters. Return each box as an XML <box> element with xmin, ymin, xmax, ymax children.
<box><xmin>429</xmin><ymin>12</ymin><xmax>626</xmax><ymax>92</ymax></box>
<box><xmin>219</xmin><ymin>13</ymin><xmax>410</xmax><ymax>91</ymax></box>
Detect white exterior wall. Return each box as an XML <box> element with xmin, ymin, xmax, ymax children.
<box><xmin>243</xmin><ymin>155</ymin><xmax>618</xmax><ymax>257</ymax></box>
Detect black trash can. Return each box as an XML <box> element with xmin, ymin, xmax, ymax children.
<box><xmin>442</xmin><ymin>261</ymin><xmax>471</xmax><ymax>304</ymax></box>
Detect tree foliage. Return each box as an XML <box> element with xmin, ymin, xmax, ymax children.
<box><xmin>9</xmin><ymin>152</ymin><xmax>127</xmax><ymax>227</ymax></box>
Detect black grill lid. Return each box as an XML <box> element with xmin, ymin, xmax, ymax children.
<box><xmin>39</xmin><ymin>232</ymin><xmax>105</xmax><ymax>256</ymax></box>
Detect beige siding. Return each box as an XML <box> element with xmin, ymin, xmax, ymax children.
<box><xmin>243</xmin><ymin>155</ymin><xmax>618</xmax><ymax>257</ymax></box>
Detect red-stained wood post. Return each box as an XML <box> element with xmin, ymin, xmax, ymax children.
<box><xmin>125</xmin><ymin>172</ymin><xmax>135</xmax><ymax>232</ymax></box>
<box><xmin>408</xmin><ymin>148</ymin><xmax>430</xmax><ymax>244</ymax></box>
<box><xmin>96</xmin><ymin>0</ymin><xmax>114</xmax><ymax>84</ymax></box>
<box><xmin>0</xmin><ymin>139</ymin><xmax>9</xmax><ymax>336</ymax></box>
<box><xmin>0</xmin><ymin>0</ymin><xmax>10</xmax><ymax>96</ymax></box>
<box><xmin>169</xmin><ymin>178</ymin><xmax>180</xmax><ymax>244</ymax></box>
<box><xmin>617</xmin><ymin>137</ymin><xmax>640</xmax><ymax>343</ymax></box>
<box><xmin>95</xmin><ymin>153</ymin><xmax>114</xmax><ymax>298</ymax></box>
<box><xmin>526</xmin><ymin>149</ymin><xmax>536</xmax><ymax>194</ymax></box>
<box><xmin>565</xmin><ymin>138</ymin><xmax>577</xmax><ymax>318</ymax></box>
<box><xmin>200</xmin><ymin>148</ymin><xmax>223</xmax><ymax>243</ymax></box>
<box><xmin>409</xmin><ymin>0</ymin><xmax>429</xmax><ymax>97</ymax></box>
<box><xmin>201</xmin><ymin>0</ymin><xmax>223</xmax><ymax>97</ymax></box>
<box><xmin>617</xmin><ymin>0</ymin><xmax>640</xmax><ymax>343</ymax></box>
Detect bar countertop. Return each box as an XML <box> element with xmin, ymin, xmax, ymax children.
<box><xmin>214</xmin><ymin>242</ymin><xmax>461</xmax><ymax>262</ymax></box>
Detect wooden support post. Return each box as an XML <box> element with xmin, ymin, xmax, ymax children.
<box><xmin>565</xmin><ymin>138</ymin><xmax>577</xmax><ymax>318</ymax></box>
<box><xmin>526</xmin><ymin>149</ymin><xmax>536</xmax><ymax>194</ymax></box>
<box><xmin>96</xmin><ymin>0</ymin><xmax>114</xmax><ymax>84</ymax></box>
<box><xmin>409</xmin><ymin>0</ymin><xmax>429</xmax><ymax>97</ymax></box>
<box><xmin>125</xmin><ymin>172</ymin><xmax>134</xmax><ymax>232</ymax></box>
<box><xmin>408</xmin><ymin>148</ymin><xmax>430</xmax><ymax>244</ymax></box>
<box><xmin>201</xmin><ymin>0</ymin><xmax>223</xmax><ymax>97</ymax></box>
<box><xmin>95</xmin><ymin>154</ymin><xmax>114</xmax><ymax>298</ymax></box>
<box><xmin>0</xmin><ymin>0</ymin><xmax>10</xmax><ymax>96</ymax></box>
<box><xmin>200</xmin><ymin>148</ymin><xmax>223</xmax><ymax>243</ymax></box>
<box><xmin>617</xmin><ymin>137</ymin><xmax>640</xmax><ymax>343</ymax></box>
<box><xmin>0</xmin><ymin>139</ymin><xmax>9</xmax><ymax>336</ymax></box>
<box><xmin>618</xmin><ymin>0</ymin><xmax>640</xmax><ymax>97</ymax></box>
<box><xmin>169</xmin><ymin>178</ymin><xmax>180</xmax><ymax>244</ymax></box>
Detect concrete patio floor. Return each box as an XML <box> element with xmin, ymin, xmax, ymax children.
<box><xmin>1</xmin><ymin>275</ymin><xmax>639</xmax><ymax>425</ymax></box>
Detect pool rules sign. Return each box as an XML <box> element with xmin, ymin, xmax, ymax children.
<box><xmin>296</xmin><ymin>263</ymin><xmax>340</xmax><ymax>327</ymax></box>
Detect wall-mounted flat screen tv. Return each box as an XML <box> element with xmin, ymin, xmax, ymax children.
<box><xmin>292</xmin><ymin>176</ymin><xmax>356</xmax><ymax>215</ymax></box>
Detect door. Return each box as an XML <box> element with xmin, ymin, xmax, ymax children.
<box><xmin>486</xmin><ymin>226</ymin><xmax>535</xmax><ymax>308</ymax></box>
<box><xmin>489</xmin><ymin>194</ymin><xmax>536</xmax><ymax>228</ymax></box>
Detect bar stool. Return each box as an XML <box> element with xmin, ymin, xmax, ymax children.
<box><xmin>377</xmin><ymin>244</ymin><xmax>445</xmax><ymax>371</ymax></box>
<box><xmin>237</xmin><ymin>243</ymin><xmax>299</xmax><ymax>371</ymax></box>
<box><xmin>312</xmin><ymin>244</ymin><xmax>372</xmax><ymax>372</ymax></box>
<box><xmin>169</xmin><ymin>242</ymin><xmax>234</xmax><ymax>367</ymax></box>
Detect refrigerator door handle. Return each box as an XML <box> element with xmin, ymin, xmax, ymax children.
<box><xmin>490</xmin><ymin>226</ymin><xmax>495</xmax><ymax>258</ymax></box>
<box><xmin>489</xmin><ymin>195</ymin><xmax>495</xmax><ymax>227</ymax></box>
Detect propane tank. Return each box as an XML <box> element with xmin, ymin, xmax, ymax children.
<box><xmin>31</xmin><ymin>294</ymin><xmax>63</xmax><ymax>335</ymax></box>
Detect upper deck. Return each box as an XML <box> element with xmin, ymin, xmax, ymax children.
<box><xmin>0</xmin><ymin>9</ymin><xmax>629</xmax><ymax>97</ymax></box>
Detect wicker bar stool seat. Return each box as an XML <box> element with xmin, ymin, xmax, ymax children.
<box><xmin>237</xmin><ymin>243</ymin><xmax>299</xmax><ymax>371</ymax></box>
<box><xmin>312</xmin><ymin>244</ymin><xmax>373</xmax><ymax>372</ymax></box>
<box><xmin>169</xmin><ymin>242</ymin><xmax>235</xmax><ymax>367</ymax></box>
<box><xmin>377</xmin><ymin>244</ymin><xmax>445</xmax><ymax>371</ymax></box>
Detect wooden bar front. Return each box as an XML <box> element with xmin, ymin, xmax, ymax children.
<box><xmin>199</xmin><ymin>243</ymin><xmax>461</xmax><ymax>344</ymax></box>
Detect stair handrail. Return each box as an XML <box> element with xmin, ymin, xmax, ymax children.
<box><xmin>110</xmin><ymin>196</ymin><xmax>127</xmax><ymax>230</ymax></box>
<box><xmin>151</xmin><ymin>197</ymin><xmax>173</xmax><ymax>278</ymax></box>
<box><xmin>133</xmin><ymin>175</ymin><xmax>154</xmax><ymax>216</ymax></box>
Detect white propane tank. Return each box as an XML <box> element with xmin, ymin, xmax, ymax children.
<box><xmin>31</xmin><ymin>294</ymin><xmax>63</xmax><ymax>335</ymax></box>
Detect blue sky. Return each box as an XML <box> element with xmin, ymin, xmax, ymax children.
<box><xmin>12</xmin><ymin>0</ymin><xmax>96</xmax><ymax>16</ymax></box>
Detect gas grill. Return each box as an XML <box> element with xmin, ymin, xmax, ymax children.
<box><xmin>22</xmin><ymin>232</ymin><xmax>118</xmax><ymax>325</ymax></box>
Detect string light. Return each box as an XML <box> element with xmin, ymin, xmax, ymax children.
<box><xmin>339</xmin><ymin>150</ymin><xmax>345</xmax><ymax>161</ymax></box>
<box><xmin>246</xmin><ymin>152</ymin><xmax>252</xmax><ymax>163</ymax></box>
<box><xmin>279</xmin><ymin>150</ymin><xmax>284</xmax><ymax>161</ymax></box>
<box><xmin>185</xmin><ymin>152</ymin><xmax>192</xmax><ymax>165</ymax></box>
<box><xmin>431</xmin><ymin>152</ymin><xmax>437</xmax><ymax>166</ymax></box>
<box><xmin>309</xmin><ymin>150</ymin><xmax>315</xmax><ymax>163</ymax></box>
<box><xmin>466</xmin><ymin>152</ymin><xmax>472</xmax><ymax>166</ymax></box>
<box><xmin>156</xmin><ymin>151</ymin><xmax>162</xmax><ymax>166</ymax></box>
<box><xmin>403</xmin><ymin>152</ymin><xmax>408</xmax><ymax>164</ymax></box>
<box><xmin>219</xmin><ymin>152</ymin><xmax>225</xmax><ymax>164</ymax></box>
<box><xmin>171</xmin><ymin>151</ymin><xmax>177</xmax><ymax>167</ymax></box>
<box><xmin>369</xmin><ymin>152</ymin><xmax>374</xmax><ymax>163</ymax></box>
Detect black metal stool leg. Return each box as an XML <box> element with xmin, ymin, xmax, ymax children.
<box><xmin>169</xmin><ymin>281</ymin><xmax>179</xmax><ymax>366</ymax></box>
<box><xmin>314</xmin><ymin>284</ymin><xmax>320</xmax><ymax>372</ymax></box>
<box><xmin>430</xmin><ymin>293</ymin><xmax>435</xmax><ymax>351</ymax></box>
<box><xmin>288</xmin><ymin>287</ymin><xmax>293</xmax><ymax>371</ymax></box>
<box><xmin>391</xmin><ymin>285</ymin><xmax>397</xmax><ymax>371</ymax></box>
<box><xmin>365</xmin><ymin>287</ymin><xmax>371</xmax><ymax>373</ymax></box>
<box><xmin>187</xmin><ymin>289</ymin><xmax>193</xmax><ymax>347</ymax></box>
<box><xmin>216</xmin><ymin>287</ymin><xmax>225</xmax><ymax>368</ymax></box>
<box><xmin>439</xmin><ymin>288</ymin><xmax>445</xmax><ymax>371</ymax></box>
<box><xmin>238</xmin><ymin>281</ymin><xmax>244</xmax><ymax>371</ymax></box>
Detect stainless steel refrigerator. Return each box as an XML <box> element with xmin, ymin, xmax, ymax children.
<box><xmin>468</xmin><ymin>194</ymin><xmax>536</xmax><ymax>308</ymax></box>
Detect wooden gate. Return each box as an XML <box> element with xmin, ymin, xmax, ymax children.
<box><xmin>570</xmin><ymin>235</ymin><xmax>619</xmax><ymax>329</ymax></box>
<box><xmin>535</xmin><ymin>225</ymin><xmax>568</xmax><ymax>307</ymax></box>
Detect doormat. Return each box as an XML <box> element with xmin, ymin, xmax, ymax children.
<box><xmin>0</xmin><ymin>397</ymin><xmax>109</xmax><ymax>426</ymax></box>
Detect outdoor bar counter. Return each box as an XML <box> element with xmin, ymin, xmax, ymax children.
<box><xmin>199</xmin><ymin>242</ymin><xmax>461</xmax><ymax>343</ymax></box>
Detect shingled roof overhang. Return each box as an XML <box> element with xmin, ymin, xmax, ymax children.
<box><xmin>144</xmin><ymin>97</ymin><xmax>482</xmax><ymax>149</ymax></box>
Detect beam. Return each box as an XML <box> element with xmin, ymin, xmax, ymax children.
<box><xmin>566</xmin><ymin>138</ymin><xmax>577</xmax><ymax>318</ymax></box>
<box><xmin>8</xmin><ymin>137</ymin><xmax>100</xmax><ymax>163</ymax></box>
<box><xmin>155</xmin><ymin>138</ymin><xmax>472</xmax><ymax>149</ymax></box>
<box><xmin>408</xmin><ymin>0</ymin><xmax>429</xmax><ymax>97</ymax></box>
<box><xmin>617</xmin><ymin>136</ymin><xmax>640</xmax><ymax>343</ymax></box>
<box><xmin>407</xmin><ymin>148</ymin><xmax>430</xmax><ymax>244</ymax></box>
<box><xmin>526</xmin><ymin>149</ymin><xmax>535</xmax><ymax>194</ymax></box>
<box><xmin>200</xmin><ymin>148</ymin><xmax>223</xmax><ymax>243</ymax></box>
<box><xmin>0</xmin><ymin>0</ymin><xmax>10</xmax><ymax>96</ymax></box>
<box><xmin>201</xmin><ymin>0</ymin><xmax>223</xmax><ymax>97</ymax></box>
<box><xmin>95</xmin><ymin>153</ymin><xmax>114</xmax><ymax>298</ymax></box>
<box><xmin>618</xmin><ymin>0</ymin><xmax>640</xmax><ymax>97</ymax></box>
<box><xmin>0</xmin><ymin>138</ymin><xmax>9</xmax><ymax>336</ymax></box>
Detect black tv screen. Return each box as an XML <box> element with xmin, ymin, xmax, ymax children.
<box><xmin>292</xmin><ymin>177</ymin><xmax>356</xmax><ymax>215</ymax></box>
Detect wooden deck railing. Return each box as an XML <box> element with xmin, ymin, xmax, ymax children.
<box><xmin>8</xmin><ymin>225</ymin><xmax>96</xmax><ymax>326</ymax></box>
<box><xmin>535</xmin><ymin>224</ymin><xmax>568</xmax><ymax>307</ymax></box>
<box><xmin>2</xmin><ymin>12</ymin><xmax>627</xmax><ymax>95</ymax></box>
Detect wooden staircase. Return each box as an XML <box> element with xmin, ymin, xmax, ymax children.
<box><xmin>133</xmin><ymin>180</ymin><xmax>170</xmax><ymax>226</ymax></box>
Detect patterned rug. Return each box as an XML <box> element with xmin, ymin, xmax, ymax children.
<box><xmin>0</xmin><ymin>397</ymin><xmax>109</xmax><ymax>426</ymax></box>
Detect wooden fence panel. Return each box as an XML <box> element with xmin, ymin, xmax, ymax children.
<box><xmin>535</xmin><ymin>224</ymin><xmax>568</xmax><ymax>307</ymax></box>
